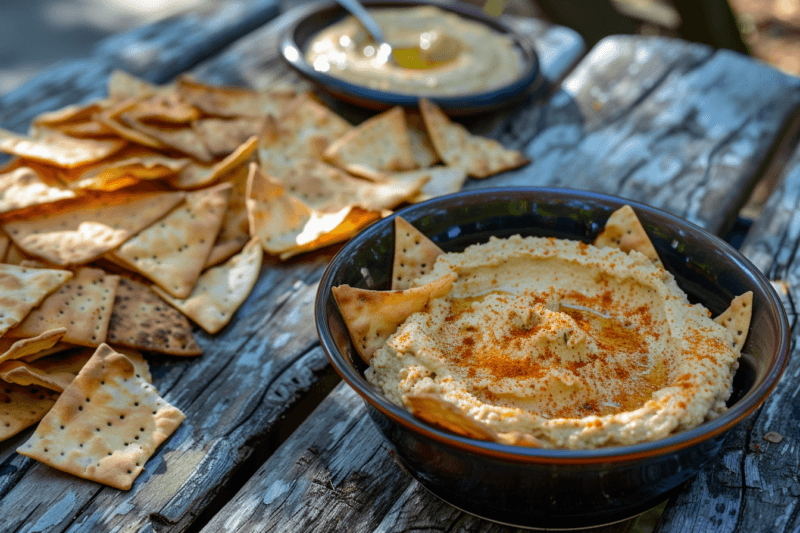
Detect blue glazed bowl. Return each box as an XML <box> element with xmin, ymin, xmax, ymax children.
<box><xmin>315</xmin><ymin>187</ymin><xmax>789</xmax><ymax>529</ymax></box>
<box><xmin>280</xmin><ymin>0</ymin><xmax>545</xmax><ymax>115</ymax></box>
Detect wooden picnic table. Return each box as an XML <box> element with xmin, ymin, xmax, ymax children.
<box><xmin>2</xmin><ymin>1</ymin><xmax>800</xmax><ymax>532</ymax></box>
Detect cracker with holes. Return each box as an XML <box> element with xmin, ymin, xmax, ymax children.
<box><xmin>715</xmin><ymin>291</ymin><xmax>753</xmax><ymax>354</ymax></box>
<box><xmin>107</xmin><ymin>276</ymin><xmax>201</xmax><ymax>356</ymax></box>
<box><xmin>392</xmin><ymin>217</ymin><xmax>443</xmax><ymax>290</ymax></box>
<box><xmin>105</xmin><ymin>183</ymin><xmax>232</xmax><ymax>299</ymax></box>
<box><xmin>332</xmin><ymin>273</ymin><xmax>455</xmax><ymax>364</ymax></box>
<box><xmin>17</xmin><ymin>343</ymin><xmax>184</xmax><ymax>490</ymax></box>
<box><xmin>594</xmin><ymin>205</ymin><xmax>661</xmax><ymax>266</ymax></box>
<box><xmin>6</xmin><ymin>267</ymin><xmax>119</xmax><ymax>347</ymax></box>
<box><xmin>151</xmin><ymin>237</ymin><xmax>262</xmax><ymax>334</ymax></box>
<box><xmin>418</xmin><ymin>98</ymin><xmax>529</xmax><ymax>179</ymax></box>
<box><xmin>0</xmin><ymin>264</ymin><xmax>73</xmax><ymax>336</ymax></box>
<box><xmin>0</xmin><ymin>383</ymin><xmax>60</xmax><ymax>442</ymax></box>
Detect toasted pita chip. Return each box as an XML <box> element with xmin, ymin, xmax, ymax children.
<box><xmin>405</xmin><ymin>112</ymin><xmax>439</xmax><ymax>168</ymax></box>
<box><xmin>0</xmin><ymin>128</ymin><xmax>126</xmax><ymax>169</ymax></box>
<box><xmin>193</xmin><ymin>117</ymin><xmax>263</xmax><ymax>158</ymax></box>
<box><xmin>21</xmin><ymin>343</ymin><xmax>76</xmax><ymax>363</ymax></box>
<box><xmin>106</xmin><ymin>183</ymin><xmax>231</xmax><ymax>298</ymax></box>
<box><xmin>0</xmin><ymin>329</ymin><xmax>68</xmax><ymax>365</ymax></box>
<box><xmin>593</xmin><ymin>205</ymin><xmax>661</xmax><ymax>265</ymax></box>
<box><xmin>3</xmin><ymin>190</ymin><xmax>185</xmax><ymax>265</ymax></box>
<box><xmin>3</xmin><ymin>243</ymin><xmax>32</xmax><ymax>265</ymax></box>
<box><xmin>204</xmin><ymin>239</ymin><xmax>248</xmax><ymax>269</ymax></box>
<box><xmin>389</xmin><ymin>166</ymin><xmax>467</xmax><ymax>203</ymax></box>
<box><xmin>108</xmin><ymin>70</ymin><xmax>158</xmax><ymax>100</ymax></box>
<box><xmin>33</xmin><ymin>102</ymin><xmax>108</xmax><ymax>129</ymax></box>
<box><xmin>278</xmin><ymin>208</ymin><xmax>381</xmax><ymax>261</ymax></box>
<box><xmin>0</xmin><ymin>264</ymin><xmax>72</xmax><ymax>336</ymax></box>
<box><xmin>0</xmin><ymin>232</ymin><xmax>9</xmax><ymax>261</ymax></box>
<box><xmin>128</xmin><ymin>92</ymin><xmax>200</xmax><ymax>125</ymax></box>
<box><xmin>57</xmin><ymin>120</ymin><xmax>118</xmax><ymax>139</ymax></box>
<box><xmin>714</xmin><ymin>291</ymin><xmax>753</xmax><ymax>353</ymax></box>
<box><xmin>324</xmin><ymin>106</ymin><xmax>417</xmax><ymax>179</ymax></box>
<box><xmin>171</xmin><ymin>135</ymin><xmax>257</xmax><ymax>189</ymax></box>
<box><xmin>419</xmin><ymin>98</ymin><xmax>529</xmax><ymax>178</ymax></box>
<box><xmin>8</xmin><ymin>267</ymin><xmax>120</xmax><ymax>347</ymax></box>
<box><xmin>0</xmin><ymin>350</ymin><xmax>93</xmax><ymax>392</ymax></box>
<box><xmin>152</xmin><ymin>237</ymin><xmax>262</xmax><ymax>334</ymax></box>
<box><xmin>204</xmin><ymin>164</ymin><xmax>251</xmax><ymax>268</ymax></box>
<box><xmin>0</xmin><ymin>167</ymin><xmax>77</xmax><ymax>214</ymax></box>
<box><xmin>0</xmin><ymin>383</ymin><xmax>60</xmax><ymax>442</ymax></box>
<box><xmin>17</xmin><ymin>343</ymin><xmax>185</xmax><ymax>490</ymax></box>
<box><xmin>176</xmin><ymin>75</ymin><xmax>295</xmax><ymax>118</ymax></box>
<box><xmin>107</xmin><ymin>276</ymin><xmax>201</xmax><ymax>356</ymax></box>
<box><xmin>67</xmin><ymin>152</ymin><xmax>190</xmax><ymax>191</ymax></box>
<box><xmin>119</xmin><ymin>113</ymin><xmax>212</xmax><ymax>162</ymax></box>
<box><xmin>96</xmin><ymin>110</ymin><xmax>166</xmax><ymax>150</ymax></box>
<box><xmin>332</xmin><ymin>273</ymin><xmax>455</xmax><ymax>363</ymax></box>
<box><xmin>392</xmin><ymin>217</ymin><xmax>444</xmax><ymax>290</ymax></box>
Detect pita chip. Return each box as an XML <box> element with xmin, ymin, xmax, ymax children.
<box><xmin>3</xmin><ymin>190</ymin><xmax>185</xmax><ymax>265</ymax></box>
<box><xmin>119</xmin><ymin>113</ymin><xmax>212</xmax><ymax>162</ymax></box>
<box><xmin>715</xmin><ymin>291</ymin><xmax>753</xmax><ymax>353</ymax></box>
<box><xmin>171</xmin><ymin>135</ymin><xmax>257</xmax><ymax>190</ymax></box>
<box><xmin>204</xmin><ymin>164</ymin><xmax>251</xmax><ymax>268</ymax></box>
<box><xmin>0</xmin><ymin>328</ymin><xmax>68</xmax><ymax>365</ymax></box>
<box><xmin>277</xmin><ymin>207</ymin><xmax>381</xmax><ymax>261</ymax></box>
<box><xmin>67</xmin><ymin>152</ymin><xmax>190</xmax><ymax>191</ymax></box>
<box><xmin>392</xmin><ymin>217</ymin><xmax>444</xmax><ymax>290</ymax></box>
<box><xmin>324</xmin><ymin>106</ymin><xmax>417</xmax><ymax>179</ymax></box>
<box><xmin>108</xmin><ymin>70</ymin><xmax>158</xmax><ymax>100</ymax></box>
<box><xmin>7</xmin><ymin>267</ymin><xmax>120</xmax><ymax>347</ymax></box>
<box><xmin>193</xmin><ymin>117</ymin><xmax>263</xmax><ymax>158</ymax></box>
<box><xmin>0</xmin><ymin>350</ymin><xmax>93</xmax><ymax>392</ymax></box>
<box><xmin>128</xmin><ymin>92</ymin><xmax>200</xmax><ymax>125</ymax></box>
<box><xmin>0</xmin><ymin>382</ymin><xmax>60</xmax><ymax>442</ymax></box>
<box><xmin>106</xmin><ymin>183</ymin><xmax>232</xmax><ymax>298</ymax></box>
<box><xmin>388</xmin><ymin>166</ymin><xmax>467</xmax><ymax>203</ymax></box>
<box><xmin>0</xmin><ymin>232</ymin><xmax>9</xmax><ymax>261</ymax></box>
<box><xmin>419</xmin><ymin>98</ymin><xmax>529</xmax><ymax>178</ymax></box>
<box><xmin>17</xmin><ymin>343</ymin><xmax>185</xmax><ymax>490</ymax></box>
<box><xmin>152</xmin><ymin>237</ymin><xmax>262</xmax><ymax>334</ymax></box>
<box><xmin>33</xmin><ymin>102</ymin><xmax>107</xmax><ymax>129</ymax></box>
<box><xmin>332</xmin><ymin>273</ymin><xmax>456</xmax><ymax>363</ymax></box>
<box><xmin>0</xmin><ymin>167</ymin><xmax>77</xmax><ymax>214</ymax></box>
<box><xmin>0</xmin><ymin>264</ymin><xmax>72</xmax><ymax>336</ymax></box>
<box><xmin>0</xmin><ymin>127</ymin><xmax>126</xmax><ymax>169</ymax></box>
<box><xmin>3</xmin><ymin>242</ymin><xmax>33</xmax><ymax>265</ymax></box>
<box><xmin>593</xmin><ymin>205</ymin><xmax>661</xmax><ymax>265</ymax></box>
<box><xmin>176</xmin><ymin>75</ymin><xmax>294</xmax><ymax>118</ymax></box>
<box><xmin>107</xmin><ymin>276</ymin><xmax>201</xmax><ymax>356</ymax></box>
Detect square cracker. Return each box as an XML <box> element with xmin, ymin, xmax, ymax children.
<box><xmin>7</xmin><ymin>267</ymin><xmax>120</xmax><ymax>347</ymax></box>
<box><xmin>0</xmin><ymin>382</ymin><xmax>60</xmax><ymax>442</ymax></box>
<box><xmin>106</xmin><ymin>183</ymin><xmax>232</xmax><ymax>299</ymax></box>
<box><xmin>17</xmin><ymin>343</ymin><xmax>185</xmax><ymax>490</ymax></box>
<box><xmin>3</xmin><ymin>190</ymin><xmax>185</xmax><ymax>266</ymax></box>
<box><xmin>0</xmin><ymin>264</ymin><xmax>72</xmax><ymax>336</ymax></box>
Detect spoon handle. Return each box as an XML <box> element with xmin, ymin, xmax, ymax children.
<box><xmin>335</xmin><ymin>0</ymin><xmax>386</xmax><ymax>44</ymax></box>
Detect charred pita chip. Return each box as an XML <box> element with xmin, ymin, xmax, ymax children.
<box><xmin>0</xmin><ymin>382</ymin><xmax>59</xmax><ymax>442</ymax></box>
<box><xmin>419</xmin><ymin>98</ymin><xmax>529</xmax><ymax>178</ymax></box>
<box><xmin>388</xmin><ymin>166</ymin><xmax>467</xmax><ymax>203</ymax></box>
<box><xmin>0</xmin><ymin>264</ymin><xmax>72</xmax><ymax>336</ymax></box>
<box><xmin>324</xmin><ymin>106</ymin><xmax>417</xmax><ymax>179</ymax></box>
<box><xmin>0</xmin><ymin>167</ymin><xmax>77</xmax><ymax>214</ymax></box>
<box><xmin>106</xmin><ymin>183</ymin><xmax>232</xmax><ymax>298</ymax></box>
<box><xmin>171</xmin><ymin>135</ymin><xmax>257</xmax><ymax>190</ymax></box>
<box><xmin>0</xmin><ymin>329</ymin><xmax>68</xmax><ymax>365</ymax></box>
<box><xmin>332</xmin><ymin>274</ymin><xmax>456</xmax><ymax>363</ymax></box>
<box><xmin>3</xmin><ymin>190</ymin><xmax>185</xmax><ymax>265</ymax></box>
<box><xmin>0</xmin><ymin>128</ymin><xmax>126</xmax><ymax>169</ymax></box>
<box><xmin>17</xmin><ymin>343</ymin><xmax>185</xmax><ymax>490</ymax></box>
<box><xmin>193</xmin><ymin>117</ymin><xmax>263</xmax><ymax>158</ymax></box>
<box><xmin>0</xmin><ymin>350</ymin><xmax>93</xmax><ymax>392</ymax></box>
<box><xmin>107</xmin><ymin>276</ymin><xmax>201</xmax><ymax>356</ymax></box>
<box><xmin>119</xmin><ymin>113</ymin><xmax>212</xmax><ymax>162</ymax></box>
<box><xmin>7</xmin><ymin>267</ymin><xmax>120</xmax><ymax>347</ymax></box>
<box><xmin>176</xmin><ymin>75</ymin><xmax>295</xmax><ymax>118</ymax></box>
<box><xmin>152</xmin><ymin>238</ymin><xmax>262</xmax><ymax>334</ymax></box>
<box><xmin>108</xmin><ymin>70</ymin><xmax>158</xmax><ymax>100</ymax></box>
<box><xmin>593</xmin><ymin>205</ymin><xmax>661</xmax><ymax>265</ymax></box>
<box><xmin>715</xmin><ymin>291</ymin><xmax>753</xmax><ymax>353</ymax></box>
<box><xmin>392</xmin><ymin>217</ymin><xmax>444</xmax><ymax>290</ymax></box>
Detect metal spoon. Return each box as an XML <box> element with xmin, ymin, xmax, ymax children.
<box><xmin>334</xmin><ymin>0</ymin><xmax>393</xmax><ymax>64</ymax></box>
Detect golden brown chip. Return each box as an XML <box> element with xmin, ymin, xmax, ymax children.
<box><xmin>0</xmin><ymin>167</ymin><xmax>77</xmax><ymax>214</ymax></box>
<box><xmin>0</xmin><ymin>232</ymin><xmax>9</xmax><ymax>261</ymax></box>
<box><xmin>204</xmin><ymin>163</ymin><xmax>251</xmax><ymax>268</ymax></box>
<box><xmin>0</xmin><ymin>350</ymin><xmax>93</xmax><ymax>392</ymax></box>
<box><xmin>0</xmin><ymin>128</ymin><xmax>126</xmax><ymax>169</ymax></box>
<box><xmin>33</xmin><ymin>102</ymin><xmax>108</xmax><ymax>129</ymax></box>
<box><xmin>324</xmin><ymin>106</ymin><xmax>417</xmax><ymax>179</ymax></box>
<box><xmin>0</xmin><ymin>382</ymin><xmax>59</xmax><ymax>442</ymax></box>
<box><xmin>419</xmin><ymin>98</ymin><xmax>529</xmax><ymax>178</ymax></box>
<box><xmin>387</xmin><ymin>166</ymin><xmax>467</xmax><ymax>203</ymax></box>
<box><xmin>392</xmin><ymin>217</ymin><xmax>444</xmax><ymax>290</ymax></box>
<box><xmin>405</xmin><ymin>111</ymin><xmax>440</xmax><ymax>168</ymax></box>
<box><xmin>17</xmin><ymin>343</ymin><xmax>185</xmax><ymax>490</ymax></box>
<box><xmin>128</xmin><ymin>92</ymin><xmax>200</xmax><ymax>125</ymax></box>
<box><xmin>176</xmin><ymin>75</ymin><xmax>295</xmax><ymax>118</ymax></box>
<box><xmin>0</xmin><ymin>264</ymin><xmax>72</xmax><ymax>336</ymax></box>
<box><xmin>593</xmin><ymin>205</ymin><xmax>662</xmax><ymax>265</ymax></box>
<box><xmin>119</xmin><ymin>113</ymin><xmax>212</xmax><ymax>162</ymax></box>
<box><xmin>152</xmin><ymin>238</ymin><xmax>262</xmax><ymax>334</ymax></box>
<box><xmin>66</xmin><ymin>151</ymin><xmax>190</xmax><ymax>191</ymax></box>
<box><xmin>277</xmin><ymin>208</ymin><xmax>381</xmax><ymax>261</ymax></box>
<box><xmin>332</xmin><ymin>274</ymin><xmax>456</xmax><ymax>363</ymax></box>
<box><xmin>3</xmin><ymin>190</ymin><xmax>185</xmax><ymax>265</ymax></box>
<box><xmin>714</xmin><ymin>291</ymin><xmax>753</xmax><ymax>353</ymax></box>
<box><xmin>0</xmin><ymin>329</ymin><xmax>68</xmax><ymax>366</ymax></box>
<box><xmin>193</xmin><ymin>117</ymin><xmax>264</xmax><ymax>158</ymax></box>
<box><xmin>171</xmin><ymin>135</ymin><xmax>257</xmax><ymax>190</ymax></box>
<box><xmin>108</xmin><ymin>70</ymin><xmax>158</xmax><ymax>100</ymax></box>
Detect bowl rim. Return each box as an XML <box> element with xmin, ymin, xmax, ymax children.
<box><xmin>279</xmin><ymin>0</ymin><xmax>545</xmax><ymax>114</ymax></box>
<box><xmin>316</xmin><ymin>187</ymin><xmax>790</xmax><ymax>464</ymax></box>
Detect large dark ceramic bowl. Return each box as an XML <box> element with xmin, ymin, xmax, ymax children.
<box><xmin>280</xmin><ymin>1</ymin><xmax>545</xmax><ymax>115</ymax></box>
<box><xmin>315</xmin><ymin>188</ymin><xmax>789</xmax><ymax>529</ymax></box>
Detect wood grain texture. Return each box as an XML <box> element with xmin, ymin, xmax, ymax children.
<box><xmin>656</xmin><ymin>137</ymin><xmax>800</xmax><ymax>532</ymax></box>
<box><xmin>469</xmin><ymin>35</ymin><xmax>800</xmax><ymax>235</ymax></box>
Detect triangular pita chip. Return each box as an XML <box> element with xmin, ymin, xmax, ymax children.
<box><xmin>21</xmin><ymin>342</ymin><xmax>76</xmax><ymax>363</ymax></box>
<box><xmin>106</xmin><ymin>183</ymin><xmax>231</xmax><ymax>298</ymax></box>
<box><xmin>152</xmin><ymin>237</ymin><xmax>262</xmax><ymax>334</ymax></box>
<box><xmin>106</xmin><ymin>276</ymin><xmax>201</xmax><ymax>356</ymax></box>
<box><xmin>392</xmin><ymin>217</ymin><xmax>444</xmax><ymax>290</ymax></box>
<box><xmin>419</xmin><ymin>98</ymin><xmax>529</xmax><ymax>178</ymax></box>
<box><xmin>204</xmin><ymin>239</ymin><xmax>248</xmax><ymax>269</ymax></box>
<box><xmin>324</xmin><ymin>106</ymin><xmax>417</xmax><ymax>179</ymax></box>
<box><xmin>7</xmin><ymin>267</ymin><xmax>120</xmax><ymax>347</ymax></box>
<box><xmin>277</xmin><ymin>208</ymin><xmax>381</xmax><ymax>261</ymax></box>
<box><xmin>193</xmin><ymin>117</ymin><xmax>263</xmax><ymax>158</ymax></box>
<box><xmin>3</xmin><ymin>190</ymin><xmax>185</xmax><ymax>265</ymax></box>
<box><xmin>0</xmin><ymin>264</ymin><xmax>72</xmax><ymax>336</ymax></box>
<box><xmin>66</xmin><ymin>151</ymin><xmax>190</xmax><ymax>191</ymax></box>
<box><xmin>171</xmin><ymin>135</ymin><xmax>257</xmax><ymax>189</ymax></box>
<box><xmin>176</xmin><ymin>75</ymin><xmax>295</xmax><ymax>118</ymax></box>
<box><xmin>388</xmin><ymin>166</ymin><xmax>467</xmax><ymax>203</ymax></box>
<box><xmin>17</xmin><ymin>343</ymin><xmax>185</xmax><ymax>490</ymax></box>
<box><xmin>0</xmin><ymin>382</ymin><xmax>60</xmax><ymax>442</ymax></box>
<box><xmin>3</xmin><ymin>242</ymin><xmax>32</xmax><ymax>265</ymax></box>
<box><xmin>593</xmin><ymin>205</ymin><xmax>662</xmax><ymax>265</ymax></box>
<box><xmin>33</xmin><ymin>102</ymin><xmax>107</xmax><ymax>129</ymax></box>
<box><xmin>0</xmin><ymin>167</ymin><xmax>77</xmax><ymax>214</ymax></box>
<box><xmin>0</xmin><ymin>128</ymin><xmax>126</xmax><ymax>169</ymax></box>
<box><xmin>0</xmin><ymin>328</ymin><xmax>68</xmax><ymax>365</ymax></box>
<box><xmin>108</xmin><ymin>70</ymin><xmax>158</xmax><ymax>100</ymax></box>
<box><xmin>0</xmin><ymin>350</ymin><xmax>93</xmax><ymax>392</ymax></box>
<box><xmin>714</xmin><ymin>291</ymin><xmax>753</xmax><ymax>354</ymax></box>
<box><xmin>119</xmin><ymin>112</ymin><xmax>212</xmax><ymax>162</ymax></box>
<box><xmin>332</xmin><ymin>273</ymin><xmax>456</xmax><ymax>363</ymax></box>
<box><xmin>405</xmin><ymin>111</ymin><xmax>439</xmax><ymax>168</ymax></box>
<box><xmin>127</xmin><ymin>92</ymin><xmax>200</xmax><ymax>125</ymax></box>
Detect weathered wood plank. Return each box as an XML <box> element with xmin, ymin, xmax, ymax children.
<box><xmin>473</xmin><ymin>35</ymin><xmax>800</xmax><ymax>235</ymax></box>
<box><xmin>0</xmin><ymin>0</ymin><xmax>281</xmax><ymax>135</ymax></box>
<box><xmin>655</xmin><ymin>135</ymin><xmax>800</xmax><ymax>532</ymax></box>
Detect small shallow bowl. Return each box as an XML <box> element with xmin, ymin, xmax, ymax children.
<box><xmin>280</xmin><ymin>0</ymin><xmax>545</xmax><ymax>115</ymax></box>
<box><xmin>315</xmin><ymin>187</ymin><xmax>789</xmax><ymax>529</ymax></box>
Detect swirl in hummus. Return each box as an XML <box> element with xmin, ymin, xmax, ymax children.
<box><xmin>363</xmin><ymin>234</ymin><xmax>744</xmax><ymax>449</ymax></box>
